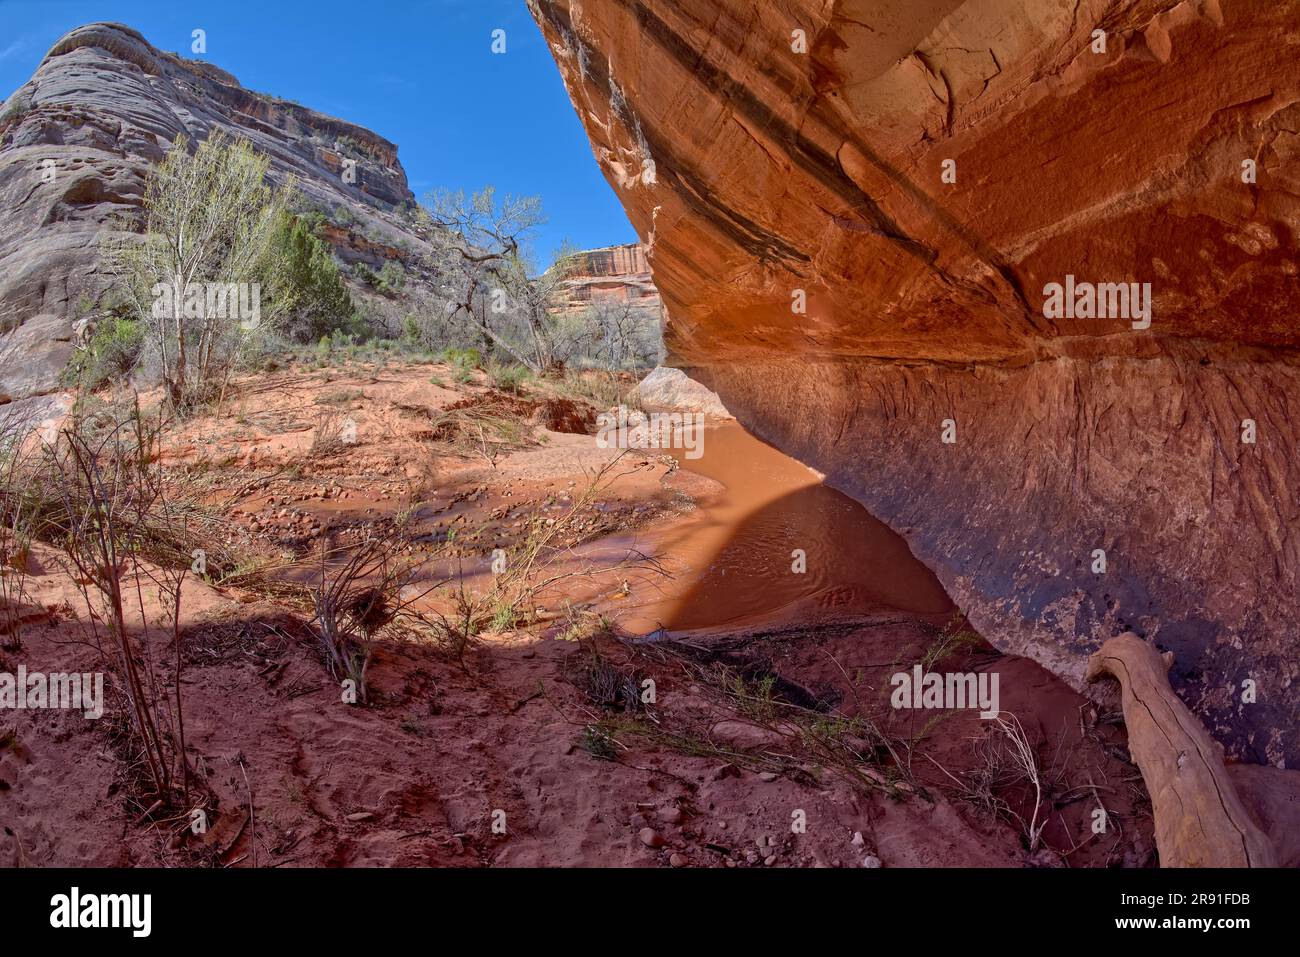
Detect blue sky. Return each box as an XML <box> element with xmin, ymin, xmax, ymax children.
<box><xmin>0</xmin><ymin>0</ymin><xmax>637</xmax><ymax>262</ymax></box>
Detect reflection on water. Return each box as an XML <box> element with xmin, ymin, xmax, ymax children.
<box><xmin>640</xmin><ymin>422</ymin><xmax>953</xmax><ymax>630</ymax></box>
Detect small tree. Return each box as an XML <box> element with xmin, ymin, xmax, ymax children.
<box><xmin>422</xmin><ymin>186</ymin><xmax>548</xmax><ymax>370</ymax></box>
<box><xmin>494</xmin><ymin>242</ymin><xmax>583</xmax><ymax>371</ymax></box>
<box><xmin>267</xmin><ymin>212</ymin><xmax>355</xmax><ymax>343</ymax></box>
<box><xmin>105</xmin><ymin>130</ymin><xmax>294</xmax><ymax>410</ymax></box>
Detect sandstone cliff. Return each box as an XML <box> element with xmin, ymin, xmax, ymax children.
<box><xmin>531</xmin><ymin>0</ymin><xmax>1300</xmax><ymax>767</ymax></box>
<box><xmin>0</xmin><ymin>22</ymin><xmax>432</xmax><ymax>404</ymax></box>
<box><xmin>553</xmin><ymin>242</ymin><xmax>662</xmax><ymax>315</ymax></box>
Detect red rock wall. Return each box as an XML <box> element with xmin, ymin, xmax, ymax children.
<box><xmin>530</xmin><ymin>0</ymin><xmax>1300</xmax><ymax>767</ymax></box>
<box><xmin>554</xmin><ymin>243</ymin><xmax>662</xmax><ymax>312</ymax></box>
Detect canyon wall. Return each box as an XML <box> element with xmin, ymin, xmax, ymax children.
<box><xmin>553</xmin><ymin>242</ymin><xmax>662</xmax><ymax>315</ymax></box>
<box><xmin>0</xmin><ymin>23</ymin><xmax>432</xmax><ymax>405</ymax></box>
<box><xmin>530</xmin><ymin>0</ymin><xmax>1300</xmax><ymax>767</ymax></box>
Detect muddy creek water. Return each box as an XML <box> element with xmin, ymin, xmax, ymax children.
<box><xmin>614</xmin><ymin>422</ymin><xmax>954</xmax><ymax>633</ymax></box>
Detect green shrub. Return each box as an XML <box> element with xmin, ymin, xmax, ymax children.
<box><xmin>439</xmin><ymin>347</ymin><xmax>482</xmax><ymax>370</ymax></box>
<box><xmin>0</xmin><ymin>93</ymin><xmax>32</xmax><ymax>126</ymax></box>
<box><xmin>488</xmin><ymin>361</ymin><xmax>531</xmax><ymax>394</ymax></box>
<box><xmin>66</xmin><ymin>318</ymin><xmax>144</xmax><ymax>390</ymax></box>
<box><xmin>376</xmin><ymin>260</ymin><xmax>406</xmax><ymax>294</ymax></box>
<box><xmin>266</xmin><ymin>213</ymin><xmax>356</xmax><ymax>343</ymax></box>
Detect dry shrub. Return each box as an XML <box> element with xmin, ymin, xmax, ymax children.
<box><xmin>307</xmin><ymin>527</ymin><xmax>445</xmax><ymax>703</ymax></box>
<box><xmin>40</xmin><ymin>401</ymin><xmax>197</xmax><ymax>809</ymax></box>
<box><xmin>310</xmin><ymin>409</ymin><xmax>350</xmax><ymax>457</ymax></box>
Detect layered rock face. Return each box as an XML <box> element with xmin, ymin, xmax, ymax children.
<box><xmin>0</xmin><ymin>23</ymin><xmax>429</xmax><ymax>404</ymax></box>
<box><xmin>531</xmin><ymin>0</ymin><xmax>1300</xmax><ymax>766</ymax></box>
<box><xmin>553</xmin><ymin>242</ymin><xmax>662</xmax><ymax>314</ymax></box>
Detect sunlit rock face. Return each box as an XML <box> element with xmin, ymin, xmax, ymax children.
<box><xmin>553</xmin><ymin>243</ymin><xmax>663</xmax><ymax>314</ymax></box>
<box><xmin>0</xmin><ymin>22</ymin><xmax>426</xmax><ymax>404</ymax></box>
<box><xmin>531</xmin><ymin>0</ymin><xmax>1300</xmax><ymax>767</ymax></box>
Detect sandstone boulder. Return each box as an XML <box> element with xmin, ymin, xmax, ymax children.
<box><xmin>635</xmin><ymin>366</ymin><xmax>732</xmax><ymax>418</ymax></box>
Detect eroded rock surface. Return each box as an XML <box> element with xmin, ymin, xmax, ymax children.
<box><xmin>531</xmin><ymin>0</ymin><xmax>1300</xmax><ymax>766</ymax></box>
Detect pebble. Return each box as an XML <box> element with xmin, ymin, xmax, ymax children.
<box><xmin>657</xmin><ymin>806</ymin><xmax>684</xmax><ymax>825</ymax></box>
<box><xmin>638</xmin><ymin>827</ymin><xmax>665</xmax><ymax>849</ymax></box>
<box><xmin>669</xmin><ymin>853</ymin><xmax>688</xmax><ymax>868</ymax></box>
<box><xmin>861</xmin><ymin>855</ymin><xmax>882</xmax><ymax>868</ymax></box>
<box><xmin>758</xmin><ymin>771</ymin><xmax>778</xmax><ymax>782</ymax></box>
<box><xmin>346</xmin><ymin>812</ymin><xmax>374</xmax><ymax>823</ymax></box>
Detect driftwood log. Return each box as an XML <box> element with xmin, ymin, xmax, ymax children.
<box><xmin>1085</xmin><ymin>633</ymin><xmax>1276</xmax><ymax>868</ymax></box>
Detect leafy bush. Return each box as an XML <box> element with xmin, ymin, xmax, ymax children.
<box><xmin>0</xmin><ymin>92</ymin><xmax>32</xmax><ymax>126</ymax></box>
<box><xmin>487</xmin><ymin>361</ymin><xmax>531</xmax><ymax>394</ymax></box>
<box><xmin>102</xmin><ymin>130</ymin><xmax>294</xmax><ymax>411</ymax></box>
<box><xmin>376</xmin><ymin>260</ymin><xmax>406</xmax><ymax>294</ymax></box>
<box><xmin>439</xmin><ymin>347</ymin><xmax>481</xmax><ymax>369</ymax></box>
<box><xmin>267</xmin><ymin>213</ymin><xmax>357</xmax><ymax>343</ymax></box>
<box><xmin>66</xmin><ymin>318</ymin><xmax>144</xmax><ymax>391</ymax></box>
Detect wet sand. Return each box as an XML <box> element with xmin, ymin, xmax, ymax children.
<box><xmin>613</xmin><ymin>422</ymin><xmax>954</xmax><ymax>631</ymax></box>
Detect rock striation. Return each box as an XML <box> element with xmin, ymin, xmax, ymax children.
<box><xmin>531</xmin><ymin>0</ymin><xmax>1300</xmax><ymax>767</ymax></box>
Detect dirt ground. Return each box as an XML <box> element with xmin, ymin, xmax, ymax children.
<box><xmin>2</xmin><ymin>355</ymin><xmax>1290</xmax><ymax>868</ymax></box>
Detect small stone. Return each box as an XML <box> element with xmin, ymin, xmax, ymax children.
<box><xmin>658</xmin><ymin>806</ymin><xmax>684</xmax><ymax>825</ymax></box>
<box><xmin>669</xmin><ymin>853</ymin><xmax>688</xmax><ymax>868</ymax></box>
<box><xmin>851</xmin><ymin>831</ymin><xmax>865</xmax><ymax>848</ymax></box>
<box><xmin>638</xmin><ymin>827</ymin><xmax>665</xmax><ymax>849</ymax></box>
<box><xmin>346</xmin><ymin>812</ymin><xmax>374</xmax><ymax>823</ymax></box>
<box><xmin>758</xmin><ymin>771</ymin><xmax>778</xmax><ymax>783</ymax></box>
<box><xmin>764</xmin><ymin>855</ymin><xmax>776</xmax><ymax>866</ymax></box>
<box><xmin>861</xmin><ymin>855</ymin><xmax>882</xmax><ymax>868</ymax></box>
